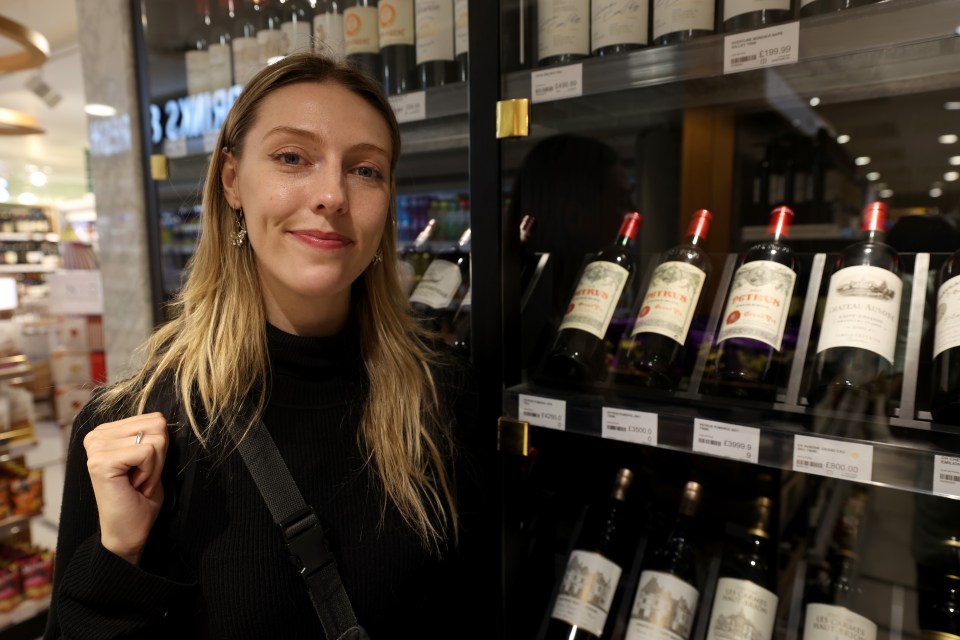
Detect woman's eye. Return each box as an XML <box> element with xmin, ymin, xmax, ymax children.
<box><xmin>356</xmin><ymin>166</ymin><xmax>381</xmax><ymax>179</ymax></box>
<box><xmin>273</xmin><ymin>152</ymin><xmax>303</xmax><ymax>165</ymax></box>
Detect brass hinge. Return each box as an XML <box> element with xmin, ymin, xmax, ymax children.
<box><xmin>496</xmin><ymin>99</ymin><xmax>529</xmax><ymax>139</ymax></box>
<box><xmin>150</xmin><ymin>154</ymin><xmax>169</xmax><ymax>180</ymax></box>
<box><xmin>497</xmin><ymin>417</ymin><xmax>529</xmax><ymax>456</ymax></box>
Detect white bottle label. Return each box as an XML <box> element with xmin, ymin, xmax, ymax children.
<box><xmin>208</xmin><ymin>42</ymin><xmax>233</xmax><ymax>89</ymax></box>
<box><xmin>345</xmin><ymin>6</ymin><xmax>380</xmax><ymax>55</ymax></box>
<box><xmin>380</xmin><ymin>0</ymin><xmax>415</xmax><ymax>47</ymax></box>
<box><xmin>626</xmin><ymin>570</ymin><xmax>700</xmax><ymax>640</ymax></box>
<box><xmin>551</xmin><ymin>550</ymin><xmax>623</xmax><ymax>637</ymax></box>
<box><xmin>705</xmin><ymin>578</ymin><xmax>778</xmax><ymax>640</ymax></box>
<box><xmin>558</xmin><ymin>260</ymin><xmax>630</xmax><ymax>339</ymax></box>
<box><xmin>653</xmin><ymin>0</ymin><xmax>715</xmax><ymax>41</ymax></box>
<box><xmin>717</xmin><ymin>260</ymin><xmax>796</xmax><ymax>350</ymax></box>
<box><xmin>591</xmin><ymin>0</ymin><xmax>649</xmax><ymax>51</ymax></box>
<box><xmin>803</xmin><ymin>604</ymin><xmax>877</xmax><ymax>640</ymax></box>
<box><xmin>257</xmin><ymin>28</ymin><xmax>284</xmax><ymax>65</ymax></box>
<box><xmin>314</xmin><ymin>13</ymin><xmax>346</xmax><ymax>58</ymax></box>
<box><xmin>416</xmin><ymin>0</ymin><xmax>456</xmax><ymax>64</ymax></box>
<box><xmin>631</xmin><ymin>261</ymin><xmax>706</xmax><ymax>344</ymax></box>
<box><xmin>723</xmin><ymin>0</ymin><xmax>790</xmax><ymax>21</ymax></box>
<box><xmin>232</xmin><ymin>36</ymin><xmax>260</xmax><ymax>84</ymax></box>
<box><xmin>935</xmin><ymin>273</ymin><xmax>960</xmax><ymax>358</ymax></box>
<box><xmin>455</xmin><ymin>0</ymin><xmax>469</xmax><ymax>55</ymax></box>
<box><xmin>459</xmin><ymin>286</ymin><xmax>472</xmax><ymax>310</ymax></box>
<box><xmin>800</xmin><ymin>0</ymin><xmax>816</xmax><ymax>7</ymax></box>
<box><xmin>816</xmin><ymin>264</ymin><xmax>902</xmax><ymax>364</ymax></box>
<box><xmin>281</xmin><ymin>20</ymin><xmax>313</xmax><ymax>54</ymax></box>
<box><xmin>397</xmin><ymin>259</ymin><xmax>416</xmax><ymax>296</ymax></box>
<box><xmin>185</xmin><ymin>49</ymin><xmax>210</xmax><ymax>95</ymax></box>
<box><xmin>538</xmin><ymin>0</ymin><xmax>591</xmax><ymax>61</ymax></box>
<box><xmin>409</xmin><ymin>259</ymin><xmax>462</xmax><ymax>309</ymax></box>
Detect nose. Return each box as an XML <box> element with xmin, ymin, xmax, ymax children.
<box><xmin>312</xmin><ymin>163</ymin><xmax>347</xmax><ymax>215</ymax></box>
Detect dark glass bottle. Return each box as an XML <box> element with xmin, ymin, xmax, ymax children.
<box><xmin>255</xmin><ymin>0</ymin><xmax>284</xmax><ymax>67</ymax></box>
<box><xmin>932</xmin><ymin>249</ymin><xmax>960</xmax><ymax>424</ymax></box>
<box><xmin>409</xmin><ymin>228</ymin><xmax>471</xmax><ymax>336</ymax></box>
<box><xmin>398</xmin><ymin>218</ymin><xmax>437</xmax><ymax>296</ymax></box>
<box><xmin>540</xmin><ymin>211</ymin><xmax>644</xmax><ymax>383</ymax></box>
<box><xmin>809</xmin><ymin>202</ymin><xmax>902</xmax><ymax>407</ymax></box>
<box><xmin>208</xmin><ymin>0</ymin><xmax>234</xmax><ymax>89</ymax></box>
<box><xmin>546</xmin><ymin>468</ymin><xmax>637</xmax><ymax>640</ymax></box>
<box><xmin>621</xmin><ymin>209</ymin><xmax>712</xmax><ymax>390</ymax></box>
<box><xmin>231</xmin><ymin>0</ymin><xmax>260</xmax><ymax>85</ymax></box>
<box><xmin>313</xmin><ymin>0</ymin><xmax>346</xmax><ymax>58</ymax></box>
<box><xmin>454</xmin><ymin>0</ymin><xmax>469</xmax><ymax>81</ymax></box>
<box><xmin>185</xmin><ymin>0</ymin><xmax>212</xmax><ymax>95</ymax></box>
<box><xmin>624</xmin><ymin>481</ymin><xmax>703</xmax><ymax>640</ymax></box>
<box><xmin>705</xmin><ymin>496</ymin><xmax>779</xmax><ymax>640</ymax></box>
<box><xmin>344</xmin><ymin>0</ymin><xmax>383</xmax><ymax>84</ymax></box>
<box><xmin>279</xmin><ymin>0</ymin><xmax>313</xmax><ymax>55</ymax></box>
<box><xmin>415</xmin><ymin>0</ymin><xmax>457</xmax><ymax>88</ymax></box>
<box><xmin>652</xmin><ymin>0</ymin><xmax>715</xmax><ymax>46</ymax></box>
<box><xmin>590</xmin><ymin>0</ymin><xmax>649</xmax><ymax>56</ymax></box>
<box><xmin>714</xmin><ymin>206</ymin><xmax>800</xmax><ymax>400</ymax></box>
<box><xmin>378</xmin><ymin>0</ymin><xmax>416</xmax><ymax>94</ymax></box>
<box><xmin>537</xmin><ymin>0</ymin><xmax>591</xmax><ymax>66</ymax></box>
<box><xmin>919</xmin><ymin>538</ymin><xmax>960</xmax><ymax>638</ymax></box>
<box><xmin>722</xmin><ymin>0</ymin><xmax>793</xmax><ymax>33</ymax></box>
<box><xmin>799</xmin><ymin>0</ymin><xmax>881</xmax><ymax>18</ymax></box>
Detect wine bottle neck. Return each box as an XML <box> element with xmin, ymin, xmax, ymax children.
<box><xmin>861</xmin><ymin>228</ymin><xmax>885</xmax><ymax>244</ymax></box>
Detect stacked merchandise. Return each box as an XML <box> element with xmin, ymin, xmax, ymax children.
<box><xmin>50</xmin><ymin>315</ymin><xmax>105</xmax><ymax>429</ymax></box>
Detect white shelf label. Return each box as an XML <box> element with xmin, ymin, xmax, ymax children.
<box><xmin>388</xmin><ymin>91</ymin><xmax>427</xmax><ymax>123</ymax></box>
<box><xmin>518</xmin><ymin>394</ymin><xmax>566</xmax><ymax>431</ymax></box>
<box><xmin>602</xmin><ymin>407</ymin><xmax>658</xmax><ymax>446</ymax></box>
<box><xmin>693</xmin><ymin>419</ymin><xmax>760</xmax><ymax>463</ymax></box>
<box><xmin>793</xmin><ymin>435</ymin><xmax>873</xmax><ymax>483</ymax></box>
<box><xmin>531</xmin><ymin>64</ymin><xmax>583</xmax><ymax>103</ymax></box>
<box><xmin>933</xmin><ymin>455</ymin><xmax>960</xmax><ymax>498</ymax></box>
<box><xmin>723</xmin><ymin>21</ymin><xmax>799</xmax><ymax>75</ymax></box>
<box><xmin>163</xmin><ymin>137</ymin><xmax>188</xmax><ymax>158</ymax></box>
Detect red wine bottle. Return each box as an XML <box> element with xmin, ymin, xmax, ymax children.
<box><xmin>624</xmin><ymin>481</ymin><xmax>703</xmax><ymax>640</ymax></box>
<box><xmin>809</xmin><ymin>202</ymin><xmax>902</xmax><ymax>406</ymax></box>
<box><xmin>799</xmin><ymin>0</ymin><xmax>881</xmax><ymax>17</ymax></box>
<box><xmin>919</xmin><ymin>538</ymin><xmax>960</xmax><ymax>638</ymax></box>
<box><xmin>622</xmin><ymin>209</ymin><xmax>712</xmax><ymax>390</ymax></box>
<box><xmin>537</xmin><ymin>0</ymin><xmax>591</xmax><ymax>66</ymax></box>
<box><xmin>590</xmin><ymin>0</ymin><xmax>649</xmax><ymax>56</ymax></box>
<box><xmin>378</xmin><ymin>0</ymin><xmax>416</xmax><ymax>94</ymax></box>
<box><xmin>541</xmin><ymin>211</ymin><xmax>644</xmax><ymax>383</ymax></box>
<box><xmin>415</xmin><ymin>0</ymin><xmax>457</xmax><ymax>88</ymax></box>
<box><xmin>454</xmin><ymin>0</ymin><xmax>469</xmax><ymax>81</ymax></box>
<box><xmin>714</xmin><ymin>206</ymin><xmax>800</xmax><ymax>400</ymax></box>
<box><xmin>652</xmin><ymin>0</ymin><xmax>715</xmax><ymax>46</ymax></box>
<box><xmin>932</xmin><ymin>248</ymin><xmax>960</xmax><ymax>424</ymax></box>
<box><xmin>344</xmin><ymin>0</ymin><xmax>383</xmax><ymax>85</ymax></box>
<box><xmin>398</xmin><ymin>218</ymin><xmax>437</xmax><ymax>296</ymax></box>
<box><xmin>409</xmin><ymin>227</ymin><xmax>471</xmax><ymax>335</ymax></box>
<box><xmin>546</xmin><ymin>468</ymin><xmax>637</xmax><ymax>640</ymax></box>
<box><xmin>705</xmin><ymin>496</ymin><xmax>779</xmax><ymax>640</ymax></box>
<box><xmin>721</xmin><ymin>0</ymin><xmax>793</xmax><ymax>34</ymax></box>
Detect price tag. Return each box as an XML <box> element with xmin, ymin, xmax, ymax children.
<box><xmin>518</xmin><ymin>394</ymin><xmax>566</xmax><ymax>431</ymax></box>
<box><xmin>793</xmin><ymin>435</ymin><xmax>873</xmax><ymax>483</ymax></box>
<box><xmin>164</xmin><ymin>137</ymin><xmax>188</xmax><ymax>158</ymax></box>
<box><xmin>602</xmin><ymin>407</ymin><xmax>658</xmax><ymax>446</ymax></box>
<box><xmin>723</xmin><ymin>21</ymin><xmax>799</xmax><ymax>75</ymax></box>
<box><xmin>933</xmin><ymin>455</ymin><xmax>960</xmax><ymax>498</ymax></box>
<box><xmin>202</xmin><ymin>129</ymin><xmax>220</xmax><ymax>154</ymax></box>
<box><xmin>692</xmin><ymin>419</ymin><xmax>760</xmax><ymax>463</ymax></box>
<box><xmin>388</xmin><ymin>91</ymin><xmax>427</xmax><ymax>123</ymax></box>
<box><xmin>531</xmin><ymin>64</ymin><xmax>583</xmax><ymax>104</ymax></box>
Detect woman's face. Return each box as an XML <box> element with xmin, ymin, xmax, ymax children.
<box><xmin>222</xmin><ymin>81</ymin><xmax>392</xmax><ymax>335</ymax></box>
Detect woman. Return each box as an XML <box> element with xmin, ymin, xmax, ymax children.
<box><xmin>45</xmin><ymin>52</ymin><xmax>485</xmax><ymax>639</ymax></box>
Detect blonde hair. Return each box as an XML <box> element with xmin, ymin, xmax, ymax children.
<box><xmin>96</xmin><ymin>53</ymin><xmax>458</xmax><ymax>548</ymax></box>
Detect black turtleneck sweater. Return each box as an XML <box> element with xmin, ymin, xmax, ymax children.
<box><xmin>45</xmin><ymin>325</ymin><xmax>487</xmax><ymax>639</ymax></box>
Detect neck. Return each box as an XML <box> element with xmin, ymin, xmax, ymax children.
<box><xmin>262</xmin><ymin>287</ymin><xmax>352</xmax><ymax>337</ymax></box>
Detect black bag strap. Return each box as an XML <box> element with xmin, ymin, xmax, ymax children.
<box><xmin>232</xmin><ymin>417</ymin><xmax>365</xmax><ymax>640</ymax></box>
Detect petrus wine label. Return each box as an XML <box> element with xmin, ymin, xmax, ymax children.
<box><xmin>625</xmin><ymin>570</ymin><xmax>699</xmax><ymax>640</ymax></box>
<box><xmin>717</xmin><ymin>261</ymin><xmax>796</xmax><ymax>349</ymax></box>
<box><xmin>632</xmin><ymin>261</ymin><xmax>705</xmax><ymax>344</ymax></box>
<box><xmin>705</xmin><ymin>578</ymin><xmax>777</xmax><ymax>640</ymax></box>
<box><xmin>559</xmin><ymin>261</ymin><xmax>630</xmax><ymax>339</ymax></box>
<box><xmin>935</xmin><ymin>273</ymin><xmax>960</xmax><ymax>358</ymax></box>
<box><xmin>551</xmin><ymin>550</ymin><xmax>622</xmax><ymax>637</ymax></box>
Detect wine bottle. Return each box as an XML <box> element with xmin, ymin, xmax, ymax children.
<box><xmin>398</xmin><ymin>217</ymin><xmax>437</xmax><ymax>296</ymax></box>
<box><xmin>799</xmin><ymin>0</ymin><xmax>881</xmax><ymax>18</ymax></box>
<box><xmin>705</xmin><ymin>496</ymin><xmax>779</xmax><ymax>640</ymax></box>
<box><xmin>208</xmin><ymin>0</ymin><xmax>234</xmax><ymax>89</ymax></box>
<box><xmin>256</xmin><ymin>0</ymin><xmax>284</xmax><ymax>66</ymax></box>
<box><xmin>591</xmin><ymin>0</ymin><xmax>648</xmax><ymax>56</ymax></box>
<box><xmin>621</xmin><ymin>209</ymin><xmax>712</xmax><ymax>391</ymax></box>
<box><xmin>313</xmin><ymin>0</ymin><xmax>346</xmax><ymax>58</ymax></box>
<box><xmin>454</xmin><ymin>0</ymin><xmax>469</xmax><ymax>81</ymax></box>
<box><xmin>624</xmin><ymin>481</ymin><xmax>703</xmax><ymax>640</ymax></box>
<box><xmin>231</xmin><ymin>0</ymin><xmax>260</xmax><ymax>84</ymax></box>
<box><xmin>932</xmin><ymin>248</ymin><xmax>960</xmax><ymax>424</ymax></box>
<box><xmin>540</xmin><ymin>211</ymin><xmax>644</xmax><ymax>383</ymax></box>
<box><xmin>919</xmin><ymin>538</ymin><xmax>960</xmax><ymax>638</ymax></box>
<box><xmin>415</xmin><ymin>0</ymin><xmax>457</xmax><ymax>88</ymax></box>
<box><xmin>713</xmin><ymin>206</ymin><xmax>800</xmax><ymax>400</ymax></box>
<box><xmin>409</xmin><ymin>228</ymin><xmax>471</xmax><ymax>335</ymax></box>
<box><xmin>809</xmin><ymin>202</ymin><xmax>903</xmax><ymax>406</ymax></box>
<box><xmin>721</xmin><ymin>0</ymin><xmax>793</xmax><ymax>34</ymax></box>
<box><xmin>519</xmin><ymin>214</ymin><xmax>539</xmax><ymax>296</ymax></box>
<box><xmin>546</xmin><ymin>468</ymin><xmax>637</xmax><ymax>640</ymax></box>
<box><xmin>185</xmin><ymin>0</ymin><xmax>212</xmax><ymax>95</ymax></box>
<box><xmin>280</xmin><ymin>0</ymin><xmax>313</xmax><ymax>55</ymax></box>
<box><xmin>537</xmin><ymin>0</ymin><xmax>591</xmax><ymax>66</ymax></box>
<box><xmin>344</xmin><ymin>0</ymin><xmax>383</xmax><ymax>84</ymax></box>
<box><xmin>652</xmin><ymin>0</ymin><xmax>715</xmax><ymax>47</ymax></box>
<box><xmin>379</xmin><ymin>0</ymin><xmax>416</xmax><ymax>94</ymax></box>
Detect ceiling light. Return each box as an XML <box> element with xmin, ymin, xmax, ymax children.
<box><xmin>879</xmin><ymin>188</ymin><xmax>894</xmax><ymax>198</ymax></box>
<box><xmin>17</xmin><ymin>192</ymin><xmax>37</xmax><ymax>205</ymax></box>
<box><xmin>946</xmin><ymin>171</ymin><xmax>960</xmax><ymax>182</ymax></box>
<box><xmin>866</xmin><ymin>172</ymin><xmax>880</xmax><ymax>181</ymax></box>
<box><xmin>0</xmin><ymin>108</ymin><xmax>42</xmax><ymax>135</ymax></box>
<box><xmin>854</xmin><ymin>156</ymin><xmax>871</xmax><ymax>166</ymax></box>
<box><xmin>0</xmin><ymin>188</ymin><xmax>9</xmax><ymax>203</ymax></box>
<box><xmin>0</xmin><ymin>15</ymin><xmax>49</xmax><ymax>73</ymax></box>
<box><xmin>809</xmin><ymin>97</ymin><xmax>821</xmax><ymax>107</ymax></box>
<box><xmin>940</xmin><ymin>134</ymin><xmax>959</xmax><ymax>144</ymax></box>
<box><xmin>931</xmin><ymin>187</ymin><xmax>944</xmax><ymax>197</ymax></box>
<box><xmin>84</xmin><ymin>103</ymin><xmax>116</xmax><ymax>117</ymax></box>
<box><xmin>28</xmin><ymin>170</ymin><xmax>46</xmax><ymax>186</ymax></box>
<box><xmin>950</xmin><ymin>156</ymin><xmax>960</xmax><ymax>166</ymax></box>
<box><xmin>946</xmin><ymin>102</ymin><xmax>960</xmax><ymax>110</ymax></box>
<box><xmin>836</xmin><ymin>134</ymin><xmax>850</xmax><ymax>144</ymax></box>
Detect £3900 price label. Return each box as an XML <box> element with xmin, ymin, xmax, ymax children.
<box><xmin>518</xmin><ymin>394</ymin><xmax>566</xmax><ymax>431</ymax></box>
<box><xmin>793</xmin><ymin>435</ymin><xmax>873</xmax><ymax>483</ymax></box>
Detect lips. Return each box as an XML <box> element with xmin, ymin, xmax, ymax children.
<box><xmin>289</xmin><ymin>229</ymin><xmax>353</xmax><ymax>250</ymax></box>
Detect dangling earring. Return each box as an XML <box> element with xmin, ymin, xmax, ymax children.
<box><xmin>231</xmin><ymin>209</ymin><xmax>247</xmax><ymax>247</ymax></box>
<box><xmin>372</xmin><ymin>249</ymin><xmax>383</xmax><ymax>264</ymax></box>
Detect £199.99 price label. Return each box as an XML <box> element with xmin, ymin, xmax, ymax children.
<box><xmin>793</xmin><ymin>435</ymin><xmax>873</xmax><ymax>483</ymax></box>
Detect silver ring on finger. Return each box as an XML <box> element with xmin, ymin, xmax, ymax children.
<box><xmin>135</xmin><ymin>431</ymin><xmax>143</xmax><ymax>445</ymax></box>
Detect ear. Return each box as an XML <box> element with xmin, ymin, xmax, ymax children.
<box><xmin>221</xmin><ymin>150</ymin><xmax>240</xmax><ymax>209</ymax></box>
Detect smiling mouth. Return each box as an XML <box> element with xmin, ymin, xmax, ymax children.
<box><xmin>290</xmin><ymin>230</ymin><xmax>353</xmax><ymax>249</ymax></box>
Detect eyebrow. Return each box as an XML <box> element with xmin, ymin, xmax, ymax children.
<box><xmin>262</xmin><ymin>126</ymin><xmax>390</xmax><ymax>158</ymax></box>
